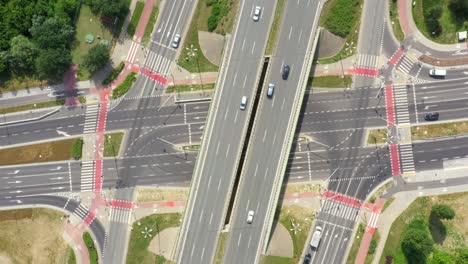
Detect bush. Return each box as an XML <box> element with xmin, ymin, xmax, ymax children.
<box><xmin>206</xmin><ymin>0</ymin><xmax>217</xmax><ymax>6</ymax></box>
<box><xmin>71</xmin><ymin>138</ymin><xmax>83</xmax><ymax>160</ymax></box>
<box><xmin>368</xmin><ymin>239</ymin><xmax>377</xmax><ymax>254</ymax></box>
<box><xmin>401</xmin><ymin>228</ymin><xmax>434</xmax><ymax>263</ymax></box>
<box><xmin>430</xmin><ymin>251</ymin><xmax>456</xmax><ymax>264</ymax></box>
<box><xmin>127</xmin><ymin>1</ymin><xmax>144</xmax><ymax>36</ymax></box>
<box><xmin>206</xmin><ymin>0</ymin><xmax>230</xmax><ymax>32</ymax></box>
<box><xmin>448</xmin><ymin>0</ymin><xmax>468</xmax><ymax>17</ymax></box>
<box><xmin>111</xmin><ymin>72</ymin><xmax>136</xmax><ymax>99</ymax></box>
<box><xmin>424</xmin><ymin>6</ymin><xmax>443</xmax><ymax>33</ymax></box>
<box><xmin>431</xmin><ymin>204</ymin><xmax>455</xmax><ymax>220</ymax></box>
<box><xmin>103</xmin><ymin>61</ymin><xmax>125</xmax><ymax>85</ymax></box>
<box><xmin>324</xmin><ymin>0</ymin><xmax>360</xmax><ymax>38</ymax></box>
<box><xmin>82</xmin><ymin>44</ymin><xmax>110</xmax><ymax>73</ymax></box>
<box><xmin>456</xmin><ymin>248</ymin><xmax>468</xmax><ymax>263</ymax></box>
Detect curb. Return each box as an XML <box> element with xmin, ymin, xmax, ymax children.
<box><xmin>0</xmin><ymin>108</ymin><xmax>59</xmax><ymax>126</ymax></box>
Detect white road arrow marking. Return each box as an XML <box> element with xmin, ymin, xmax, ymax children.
<box><xmin>9</xmin><ymin>190</ymin><xmax>22</xmax><ymax>194</ymax></box>
<box><xmin>50</xmin><ymin>177</ymin><xmax>64</xmax><ymax>180</ymax></box>
<box><xmin>50</xmin><ymin>166</ymin><xmax>62</xmax><ymax>171</ymax></box>
<box><xmin>7</xmin><ymin>181</ymin><xmax>22</xmax><ymax>184</ymax></box>
<box><xmin>51</xmin><ymin>186</ymin><xmax>65</xmax><ymax>190</ymax></box>
<box><xmin>7</xmin><ymin>170</ymin><xmax>20</xmax><ymax>175</ymax></box>
<box><xmin>56</xmin><ymin>130</ymin><xmax>70</xmax><ymax>137</ymax></box>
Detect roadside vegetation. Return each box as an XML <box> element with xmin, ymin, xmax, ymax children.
<box><xmin>104</xmin><ymin>132</ymin><xmax>124</xmax><ymax>157</ymax></box>
<box><xmin>389</xmin><ymin>0</ymin><xmax>405</xmax><ymax>42</ymax></box>
<box><xmin>346</xmin><ymin>224</ymin><xmax>365</xmax><ymax>264</ymax></box>
<box><xmin>412</xmin><ymin>0</ymin><xmax>468</xmax><ymax>44</ymax></box>
<box><xmin>126</xmin><ymin>213</ymin><xmax>182</xmax><ymax>264</ymax></box>
<box><xmin>127</xmin><ymin>1</ymin><xmax>144</xmax><ymax>37</ymax></box>
<box><xmin>0</xmin><ymin>208</ymin><xmax>73</xmax><ymax>264</ymax></box>
<box><xmin>136</xmin><ymin>188</ymin><xmax>188</xmax><ymax>203</ymax></box>
<box><xmin>307</xmin><ymin>75</ymin><xmax>352</xmax><ymax>89</ymax></box>
<box><xmin>265</xmin><ymin>0</ymin><xmax>287</xmax><ymax>55</ymax></box>
<box><xmin>71</xmin><ymin>138</ymin><xmax>84</xmax><ymax>160</ymax></box>
<box><xmin>112</xmin><ymin>71</ymin><xmax>136</xmax><ymax>99</ymax></box>
<box><xmin>166</xmin><ymin>83</ymin><xmax>215</xmax><ymax>93</ymax></box>
<box><xmin>0</xmin><ymin>138</ymin><xmax>76</xmax><ymax>166</ymax></box>
<box><xmin>205</xmin><ymin>0</ymin><xmax>239</xmax><ymax>35</ymax></box>
<box><xmin>143</xmin><ymin>5</ymin><xmax>159</xmax><ymax>44</ymax></box>
<box><xmin>367</xmin><ymin>129</ymin><xmax>388</xmax><ymax>144</ymax></box>
<box><xmin>214</xmin><ymin>232</ymin><xmax>229</xmax><ymax>264</ymax></box>
<box><xmin>0</xmin><ymin>99</ymin><xmax>65</xmax><ymax>115</ymax></box>
<box><xmin>83</xmin><ymin>232</ymin><xmax>99</xmax><ymax>264</ymax></box>
<box><xmin>317</xmin><ymin>0</ymin><xmax>362</xmax><ymax>64</ymax></box>
<box><xmin>380</xmin><ymin>193</ymin><xmax>468</xmax><ymax>263</ymax></box>
<box><xmin>103</xmin><ymin>61</ymin><xmax>124</xmax><ymax>85</ymax></box>
<box><xmin>411</xmin><ymin>121</ymin><xmax>468</xmax><ymax>140</ymax></box>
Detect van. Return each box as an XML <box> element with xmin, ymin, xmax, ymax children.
<box><xmin>310</xmin><ymin>226</ymin><xmax>322</xmax><ymax>249</ymax></box>
<box><xmin>429</xmin><ymin>68</ymin><xmax>446</xmax><ymax>77</ymax></box>
<box><xmin>240</xmin><ymin>96</ymin><xmax>248</xmax><ymax>110</ymax></box>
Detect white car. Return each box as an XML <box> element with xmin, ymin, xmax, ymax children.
<box><xmin>171</xmin><ymin>34</ymin><xmax>181</xmax><ymax>48</ymax></box>
<box><xmin>247</xmin><ymin>210</ymin><xmax>255</xmax><ymax>224</ymax></box>
<box><xmin>240</xmin><ymin>96</ymin><xmax>248</xmax><ymax>110</ymax></box>
<box><xmin>253</xmin><ymin>6</ymin><xmax>261</xmax><ymax>21</ymax></box>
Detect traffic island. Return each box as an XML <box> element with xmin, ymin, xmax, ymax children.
<box><xmin>412</xmin><ymin>120</ymin><xmax>468</xmax><ymax>140</ymax></box>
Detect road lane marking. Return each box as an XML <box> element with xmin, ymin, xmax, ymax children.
<box><xmin>224</xmin><ymin>108</ymin><xmax>229</xmax><ymax>120</ymax></box>
<box><xmin>254</xmin><ymin>163</ymin><xmax>259</xmax><ymax>177</ymax></box>
<box><xmin>298</xmin><ymin>29</ymin><xmax>303</xmax><ymax>42</ymax></box>
<box><xmin>264</xmin><ymin>167</ymin><xmax>269</xmax><ymax>180</ymax></box>
<box><xmin>281</xmin><ymin>98</ymin><xmax>286</xmax><ymax>110</ymax></box>
<box><xmin>237</xmin><ymin>233</ymin><xmax>242</xmax><ymax>247</ymax></box>
<box><xmin>248</xmin><ymin>235</ymin><xmax>252</xmax><ymax>248</ymax></box>
<box><xmin>226</xmin><ymin>143</ymin><xmax>230</xmax><ymax>158</ymax></box>
<box><xmin>262</xmin><ymin>130</ymin><xmax>268</xmax><ymax>142</ymax></box>
<box><xmin>251</xmin><ymin>41</ymin><xmax>256</xmax><ymax>54</ymax></box>
<box><xmin>233</xmin><ymin>72</ymin><xmax>238</xmax><ymax>86</ymax></box>
<box><xmin>216</xmin><ymin>141</ymin><xmax>220</xmax><ymax>155</ymax></box>
<box><xmin>201</xmin><ymin>247</ymin><xmax>205</xmax><ymax>260</ymax></box>
<box><xmin>273</xmin><ymin>132</ymin><xmax>277</xmax><ymax>145</ymax></box>
<box><xmin>288</xmin><ymin>26</ymin><xmax>293</xmax><ymax>39</ymax></box>
<box><xmin>199</xmin><ymin>208</ymin><xmax>204</xmax><ymax>223</ymax></box>
<box><xmin>217</xmin><ymin>177</ymin><xmax>222</xmax><ymax>191</ymax></box>
<box><xmin>208</xmin><ymin>175</ymin><xmax>212</xmax><ymax>188</ymax></box>
<box><xmin>242</xmin><ymin>39</ymin><xmax>246</xmax><ymax>51</ymax></box>
<box><xmin>209</xmin><ymin>213</ymin><xmax>213</xmax><ymax>225</ymax></box>
<box><xmin>234</xmin><ymin>110</ymin><xmax>239</xmax><ymax>123</ymax></box>
<box><xmin>243</xmin><ymin>75</ymin><xmax>248</xmax><ymax>89</ymax></box>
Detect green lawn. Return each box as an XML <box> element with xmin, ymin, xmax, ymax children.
<box><xmin>0</xmin><ymin>99</ymin><xmax>65</xmax><ymax>115</ymax></box>
<box><xmin>389</xmin><ymin>0</ymin><xmax>405</xmax><ymax>42</ymax></box>
<box><xmin>127</xmin><ymin>1</ymin><xmax>144</xmax><ymax>37</ymax></box>
<box><xmin>166</xmin><ymin>83</ymin><xmax>215</xmax><ymax>93</ymax></box>
<box><xmin>104</xmin><ymin>132</ymin><xmax>124</xmax><ymax>157</ymax></box>
<box><xmin>347</xmin><ymin>223</ymin><xmax>366</xmax><ymax>264</ymax></box>
<box><xmin>82</xmin><ymin>232</ymin><xmax>99</xmax><ymax>264</ymax></box>
<box><xmin>112</xmin><ymin>72</ymin><xmax>137</xmax><ymax>99</ymax></box>
<box><xmin>214</xmin><ymin>232</ymin><xmax>228</xmax><ymax>264</ymax></box>
<box><xmin>379</xmin><ymin>193</ymin><xmax>468</xmax><ymax>263</ymax></box>
<box><xmin>412</xmin><ymin>121</ymin><xmax>468</xmax><ymax>140</ymax></box>
<box><xmin>265</xmin><ymin>0</ymin><xmax>286</xmax><ymax>55</ymax></box>
<box><xmin>72</xmin><ymin>5</ymin><xmax>114</xmax><ymax>80</ymax></box>
<box><xmin>367</xmin><ymin>128</ymin><xmax>388</xmax><ymax>144</ymax></box>
<box><xmin>67</xmin><ymin>247</ymin><xmax>76</xmax><ymax>264</ymax></box>
<box><xmin>126</xmin><ymin>213</ymin><xmax>182</xmax><ymax>264</ymax></box>
<box><xmin>307</xmin><ymin>75</ymin><xmax>352</xmax><ymax>88</ymax></box>
<box><xmin>260</xmin><ymin>255</ymin><xmax>296</xmax><ymax>264</ymax></box>
<box><xmin>412</xmin><ymin>0</ymin><xmax>467</xmax><ymax>44</ymax></box>
<box><xmin>317</xmin><ymin>0</ymin><xmax>362</xmax><ymax>64</ymax></box>
<box><xmin>143</xmin><ymin>5</ymin><xmax>159</xmax><ymax>44</ymax></box>
<box><xmin>177</xmin><ymin>1</ymin><xmax>219</xmax><ymax>73</ymax></box>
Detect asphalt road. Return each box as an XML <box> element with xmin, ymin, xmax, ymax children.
<box><xmin>222</xmin><ymin>0</ymin><xmax>322</xmax><ymax>262</ymax></box>
<box><xmin>176</xmin><ymin>0</ymin><xmax>277</xmax><ymax>263</ymax></box>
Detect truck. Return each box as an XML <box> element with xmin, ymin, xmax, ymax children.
<box><xmin>310</xmin><ymin>226</ymin><xmax>323</xmax><ymax>249</ymax></box>
<box><xmin>429</xmin><ymin>68</ymin><xmax>446</xmax><ymax>77</ymax></box>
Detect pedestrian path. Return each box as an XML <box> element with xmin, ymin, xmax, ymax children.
<box><xmin>109</xmin><ymin>207</ymin><xmax>132</xmax><ymax>224</ymax></box>
<box><xmin>356</xmin><ymin>54</ymin><xmax>379</xmax><ymax>69</ymax></box>
<box><xmin>399</xmin><ymin>143</ymin><xmax>415</xmax><ymax>174</ymax></box>
<box><xmin>83</xmin><ymin>104</ymin><xmax>99</xmax><ymax>134</ymax></box>
<box><xmin>393</xmin><ymin>85</ymin><xmax>410</xmax><ymax>124</ymax></box>
<box><xmin>80</xmin><ymin>161</ymin><xmax>95</xmax><ymax>192</ymax></box>
<box><xmin>145</xmin><ymin>50</ymin><xmax>173</xmax><ymax>76</ymax></box>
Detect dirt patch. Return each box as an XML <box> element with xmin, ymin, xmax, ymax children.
<box><xmin>266</xmin><ymin>223</ymin><xmax>294</xmax><ymax>257</ymax></box>
<box><xmin>0</xmin><ymin>208</ymin><xmax>71</xmax><ymax>264</ymax></box>
<box><xmin>419</xmin><ymin>54</ymin><xmax>468</xmax><ymax>67</ymax></box>
<box><xmin>412</xmin><ymin>121</ymin><xmax>468</xmax><ymax>139</ymax></box>
<box><xmin>198</xmin><ymin>31</ymin><xmax>225</xmax><ymax>66</ymax></box>
<box><xmin>0</xmin><ymin>139</ymin><xmax>75</xmax><ymax>166</ymax></box>
<box><xmin>148</xmin><ymin>227</ymin><xmax>179</xmax><ymax>260</ymax></box>
<box><xmin>136</xmin><ymin>188</ymin><xmax>189</xmax><ymax>202</ymax></box>
<box><xmin>316</xmin><ymin>29</ymin><xmax>346</xmax><ymax>58</ymax></box>
<box><xmin>284</xmin><ymin>183</ymin><xmax>321</xmax><ymax>195</ymax></box>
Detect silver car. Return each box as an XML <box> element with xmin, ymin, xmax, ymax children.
<box><xmin>267</xmin><ymin>83</ymin><xmax>275</xmax><ymax>98</ymax></box>
<box><xmin>240</xmin><ymin>96</ymin><xmax>248</xmax><ymax>110</ymax></box>
<box><xmin>253</xmin><ymin>6</ymin><xmax>261</xmax><ymax>21</ymax></box>
<box><xmin>171</xmin><ymin>34</ymin><xmax>181</xmax><ymax>48</ymax></box>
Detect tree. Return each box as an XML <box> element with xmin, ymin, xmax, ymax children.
<box><xmin>8</xmin><ymin>35</ymin><xmax>38</xmax><ymax>73</ymax></box>
<box><xmin>449</xmin><ymin>0</ymin><xmax>468</xmax><ymax>17</ymax></box>
<box><xmin>82</xmin><ymin>44</ymin><xmax>110</xmax><ymax>73</ymax></box>
<box><xmin>430</xmin><ymin>251</ymin><xmax>455</xmax><ymax>264</ymax></box>
<box><xmin>425</xmin><ymin>6</ymin><xmax>443</xmax><ymax>33</ymax></box>
<box><xmin>35</xmin><ymin>48</ymin><xmax>71</xmax><ymax>81</ymax></box>
<box><xmin>29</xmin><ymin>15</ymin><xmax>75</xmax><ymax>49</ymax></box>
<box><xmin>88</xmin><ymin>0</ymin><xmax>128</xmax><ymax>18</ymax></box>
<box><xmin>0</xmin><ymin>51</ymin><xmax>9</xmax><ymax>73</ymax></box>
<box><xmin>401</xmin><ymin>228</ymin><xmax>434</xmax><ymax>263</ymax></box>
<box><xmin>431</xmin><ymin>204</ymin><xmax>455</xmax><ymax>220</ymax></box>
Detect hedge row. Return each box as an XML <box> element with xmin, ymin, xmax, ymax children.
<box><xmin>111</xmin><ymin>72</ymin><xmax>137</xmax><ymax>99</ymax></box>
<box><xmin>102</xmin><ymin>61</ymin><xmax>125</xmax><ymax>85</ymax></box>
<box><xmin>71</xmin><ymin>138</ymin><xmax>83</xmax><ymax>160</ymax></box>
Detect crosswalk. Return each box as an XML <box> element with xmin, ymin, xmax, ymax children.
<box><xmin>399</xmin><ymin>143</ymin><xmax>415</xmax><ymax>174</ymax></box>
<box><xmin>109</xmin><ymin>207</ymin><xmax>132</xmax><ymax>224</ymax></box>
<box><xmin>80</xmin><ymin>161</ymin><xmax>94</xmax><ymax>192</ymax></box>
<box><xmin>397</xmin><ymin>56</ymin><xmax>414</xmax><ymax>75</ymax></box>
<box><xmin>357</xmin><ymin>54</ymin><xmax>379</xmax><ymax>69</ymax></box>
<box><xmin>74</xmin><ymin>204</ymin><xmax>89</xmax><ymax>220</ymax></box>
<box><xmin>393</xmin><ymin>85</ymin><xmax>411</xmax><ymax>124</ymax></box>
<box><xmin>318</xmin><ymin>199</ymin><xmax>360</xmax><ymax>226</ymax></box>
<box><xmin>144</xmin><ymin>50</ymin><xmax>172</xmax><ymax>77</ymax></box>
<box><xmin>83</xmin><ymin>104</ymin><xmax>99</xmax><ymax>134</ymax></box>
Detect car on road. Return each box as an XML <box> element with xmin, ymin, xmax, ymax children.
<box><xmin>267</xmin><ymin>83</ymin><xmax>275</xmax><ymax>98</ymax></box>
<box><xmin>310</xmin><ymin>226</ymin><xmax>322</xmax><ymax>249</ymax></box>
<box><xmin>240</xmin><ymin>96</ymin><xmax>248</xmax><ymax>110</ymax></box>
<box><xmin>253</xmin><ymin>6</ymin><xmax>262</xmax><ymax>21</ymax></box>
<box><xmin>303</xmin><ymin>253</ymin><xmax>312</xmax><ymax>264</ymax></box>
<box><xmin>282</xmin><ymin>64</ymin><xmax>290</xmax><ymax>80</ymax></box>
<box><xmin>247</xmin><ymin>210</ymin><xmax>255</xmax><ymax>223</ymax></box>
<box><xmin>171</xmin><ymin>34</ymin><xmax>181</xmax><ymax>48</ymax></box>
<box><xmin>429</xmin><ymin>68</ymin><xmax>446</xmax><ymax>77</ymax></box>
<box><xmin>424</xmin><ymin>112</ymin><xmax>439</xmax><ymax>121</ymax></box>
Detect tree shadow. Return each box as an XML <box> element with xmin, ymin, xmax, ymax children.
<box><xmin>429</xmin><ymin>212</ymin><xmax>447</xmax><ymax>244</ymax></box>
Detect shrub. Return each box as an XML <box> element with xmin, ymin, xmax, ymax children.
<box><xmin>431</xmin><ymin>204</ymin><xmax>455</xmax><ymax>220</ymax></box>
<box><xmin>456</xmin><ymin>248</ymin><xmax>468</xmax><ymax>263</ymax></box>
<box><xmin>71</xmin><ymin>138</ymin><xmax>83</xmax><ymax>160</ymax></box>
<box><xmin>430</xmin><ymin>251</ymin><xmax>456</xmax><ymax>264</ymax></box>
<box><xmin>111</xmin><ymin>72</ymin><xmax>136</xmax><ymax>99</ymax></box>
<box><xmin>368</xmin><ymin>239</ymin><xmax>377</xmax><ymax>254</ymax></box>
<box><xmin>103</xmin><ymin>61</ymin><xmax>125</xmax><ymax>85</ymax></box>
<box><xmin>206</xmin><ymin>0</ymin><xmax>230</xmax><ymax>32</ymax></box>
<box><xmin>324</xmin><ymin>0</ymin><xmax>360</xmax><ymax>38</ymax></box>
<box><xmin>127</xmin><ymin>1</ymin><xmax>144</xmax><ymax>36</ymax></box>
<box><xmin>206</xmin><ymin>0</ymin><xmax>217</xmax><ymax>6</ymax></box>
<box><xmin>401</xmin><ymin>228</ymin><xmax>434</xmax><ymax>263</ymax></box>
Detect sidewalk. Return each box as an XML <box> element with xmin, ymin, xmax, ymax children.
<box><xmin>311</xmin><ymin>55</ymin><xmax>356</xmax><ymax>77</ymax></box>
<box><xmin>398</xmin><ymin>0</ymin><xmax>467</xmax><ymax>52</ymax></box>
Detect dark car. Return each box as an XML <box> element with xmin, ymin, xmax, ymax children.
<box><xmin>282</xmin><ymin>64</ymin><xmax>290</xmax><ymax>80</ymax></box>
<box><xmin>303</xmin><ymin>253</ymin><xmax>311</xmax><ymax>264</ymax></box>
<box><xmin>424</xmin><ymin>112</ymin><xmax>439</xmax><ymax>121</ymax></box>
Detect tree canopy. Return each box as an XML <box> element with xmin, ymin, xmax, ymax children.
<box><xmin>82</xmin><ymin>44</ymin><xmax>110</xmax><ymax>73</ymax></box>
<box><xmin>35</xmin><ymin>48</ymin><xmax>72</xmax><ymax>81</ymax></box>
<box><xmin>431</xmin><ymin>204</ymin><xmax>456</xmax><ymax>220</ymax></box>
<box><xmin>402</xmin><ymin>228</ymin><xmax>434</xmax><ymax>264</ymax></box>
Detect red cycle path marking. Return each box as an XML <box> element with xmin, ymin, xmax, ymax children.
<box><xmin>384</xmin><ymin>84</ymin><xmax>396</xmax><ymax>127</ymax></box>
<box><xmin>353</xmin><ymin>66</ymin><xmax>378</xmax><ymax>78</ymax></box>
<box><xmin>322</xmin><ymin>191</ymin><xmax>361</xmax><ymax>208</ymax></box>
<box><xmin>389</xmin><ymin>144</ymin><xmax>401</xmax><ymax>176</ymax></box>
<box><xmin>389</xmin><ymin>48</ymin><xmax>404</xmax><ymax>65</ymax></box>
<box><xmin>140</xmin><ymin>67</ymin><xmax>168</xmax><ymax>85</ymax></box>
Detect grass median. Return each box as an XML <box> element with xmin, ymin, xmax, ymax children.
<box><xmin>143</xmin><ymin>5</ymin><xmax>159</xmax><ymax>44</ymax></box>
<box><xmin>83</xmin><ymin>232</ymin><xmax>99</xmax><ymax>264</ymax></box>
<box><xmin>214</xmin><ymin>232</ymin><xmax>228</xmax><ymax>264</ymax></box>
<box><xmin>104</xmin><ymin>132</ymin><xmax>124</xmax><ymax>157</ymax></box>
<box><xmin>411</xmin><ymin>121</ymin><xmax>468</xmax><ymax>140</ymax></box>
<box><xmin>389</xmin><ymin>0</ymin><xmax>404</xmax><ymax>42</ymax></box>
<box><xmin>367</xmin><ymin>128</ymin><xmax>388</xmax><ymax>144</ymax></box>
<box><xmin>265</xmin><ymin>0</ymin><xmax>286</xmax><ymax>55</ymax></box>
<box><xmin>127</xmin><ymin>1</ymin><xmax>144</xmax><ymax>37</ymax></box>
<box><xmin>166</xmin><ymin>83</ymin><xmax>215</xmax><ymax>93</ymax></box>
<box><xmin>307</xmin><ymin>75</ymin><xmax>352</xmax><ymax>89</ymax></box>
<box><xmin>0</xmin><ymin>99</ymin><xmax>65</xmax><ymax>115</ymax></box>
<box><xmin>112</xmin><ymin>72</ymin><xmax>137</xmax><ymax>99</ymax></box>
